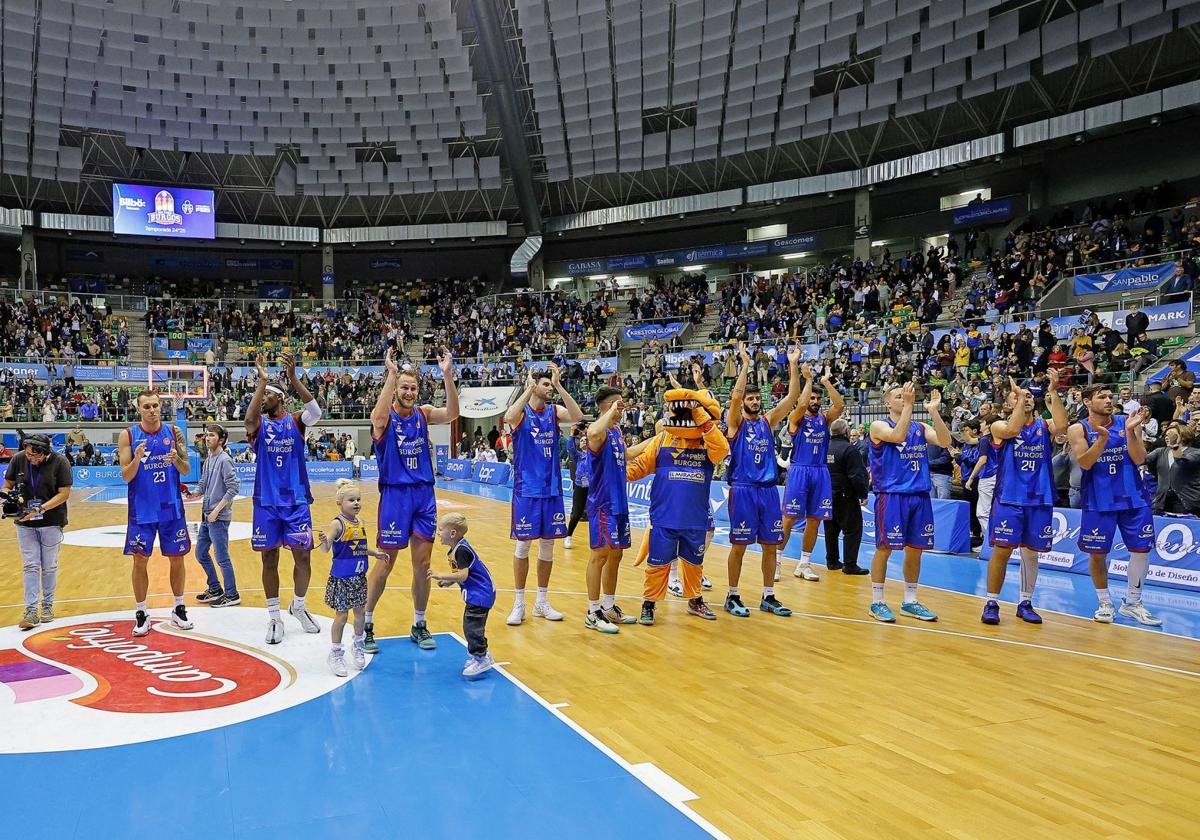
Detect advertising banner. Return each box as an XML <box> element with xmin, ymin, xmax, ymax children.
<box><xmin>1073</xmin><ymin>262</ymin><xmax>1177</xmax><ymax>296</ymax></box>
<box><xmin>950</xmin><ymin>198</ymin><xmax>1014</xmax><ymax>226</ymax></box>
<box><xmin>112</xmin><ymin>183</ymin><xmax>215</xmax><ymax>239</ymax></box>
<box><xmin>444</xmin><ymin>459</ymin><xmax>473</xmax><ymax>479</ymax></box>
<box><xmin>622</xmin><ymin>322</ymin><xmax>687</xmax><ymax>341</ymax></box>
<box><xmin>434</xmin><ymin>446</ymin><xmax>449</xmax><ymax>474</ymax></box>
<box><xmin>472</xmin><ymin>462</ymin><xmax>512</xmax><ymax>486</ymax></box>
<box><xmin>458</xmin><ymin>387</ymin><xmax>516</xmax><ymax>419</ymax></box>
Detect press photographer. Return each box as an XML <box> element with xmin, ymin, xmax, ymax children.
<box><xmin>2</xmin><ymin>434</ymin><xmax>72</xmax><ymax>631</ymax></box>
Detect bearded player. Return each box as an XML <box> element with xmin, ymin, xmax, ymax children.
<box><xmin>245</xmin><ymin>353</ymin><xmax>323</xmax><ymax>645</ymax></box>
<box><xmin>502</xmin><ymin>363</ymin><xmax>583</xmax><ymax>626</ymax></box>
<box><xmin>363</xmin><ymin>347</ymin><xmax>459</xmax><ymax>653</ymax></box>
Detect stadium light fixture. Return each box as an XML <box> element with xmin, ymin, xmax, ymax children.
<box><xmin>871</xmin><ymin>240</ymin><xmax>887</xmax><ymax>247</ymax></box>
<box><xmin>587</xmin><ymin>274</ymin><xmax>609</xmax><ymax>280</ymax></box>
<box><xmin>780</xmin><ymin>252</ymin><xmax>809</xmax><ymax>260</ymax></box>
<box><xmin>681</xmin><ymin>265</ymin><xmax>705</xmax><ymax>272</ymax></box>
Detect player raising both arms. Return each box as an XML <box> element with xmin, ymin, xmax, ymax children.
<box><xmin>866</xmin><ymin>383</ymin><xmax>951</xmax><ymax>622</ymax></box>
<box><xmin>245</xmin><ymin>353</ymin><xmax>323</xmax><ymax>644</ymax></box>
<box><xmin>363</xmin><ymin>347</ymin><xmax>460</xmax><ymax>653</ymax></box>
<box><xmin>723</xmin><ymin>342</ymin><xmax>802</xmax><ymax>619</ymax></box>
<box><xmin>1067</xmin><ymin>385</ymin><xmax>1162</xmax><ymax>626</ymax></box>
<box><xmin>120</xmin><ymin>390</ymin><xmax>193</xmax><ymax>636</ymax></box>
<box><xmin>980</xmin><ymin>372</ymin><xmax>1068</xmax><ymax>625</ymax></box>
<box><xmin>503</xmin><ymin>363</ymin><xmax>584</xmax><ymax>626</ymax></box>
<box><xmin>780</xmin><ymin>365</ymin><xmax>844</xmax><ymax>581</ymax></box>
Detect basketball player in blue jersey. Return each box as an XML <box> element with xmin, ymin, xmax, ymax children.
<box><xmin>502</xmin><ymin>363</ymin><xmax>584</xmax><ymax>626</ymax></box>
<box><xmin>781</xmin><ymin>366</ymin><xmax>844</xmax><ymax>581</ymax></box>
<box><xmin>119</xmin><ymin>390</ymin><xmax>194</xmax><ymax>637</ymax></box>
<box><xmin>866</xmin><ymin>382</ymin><xmax>952</xmax><ymax>622</ymax></box>
<box><xmin>245</xmin><ymin>353</ymin><xmax>323</xmax><ymax>645</ymax></box>
<box><xmin>723</xmin><ymin>342</ymin><xmax>802</xmax><ymax>619</ymax></box>
<box><xmin>362</xmin><ymin>347</ymin><xmax>459</xmax><ymax>653</ymax></box>
<box><xmin>1067</xmin><ymin>385</ymin><xmax>1162</xmax><ymax>626</ymax></box>
<box><xmin>584</xmin><ymin>387</ymin><xmax>632</xmax><ymax>633</ymax></box>
<box><xmin>981</xmin><ymin>371</ymin><xmax>1068</xmax><ymax>625</ymax></box>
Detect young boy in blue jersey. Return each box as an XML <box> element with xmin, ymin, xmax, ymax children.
<box><xmin>780</xmin><ymin>365</ymin><xmax>844</xmax><ymax>581</ymax></box>
<box><xmin>245</xmin><ymin>353</ymin><xmax>323</xmax><ymax>645</ymax></box>
<box><xmin>317</xmin><ymin>479</ymin><xmax>389</xmax><ymax>676</ymax></box>
<box><xmin>866</xmin><ymin>382</ymin><xmax>952</xmax><ymax>622</ymax></box>
<box><xmin>963</xmin><ymin>417</ymin><xmax>1000</xmax><ymax>547</ymax></box>
<box><xmin>432</xmin><ymin>512</ymin><xmax>497</xmax><ymax>680</ymax></box>
<box><xmin>1067</xmin><ymin>385</ymin><xmax>1162</xmax><ymax>625</ymax></box>
<box><xmin>723</xmin><ymin>342</ymin><xmax>802</xmax><ymax>619</ymax></box>
<box><xmin>583</xmin><ymin>387</ymin><xmax>632</xmax><ymax>634</ymax></box>
<box><xmin>981</xmin><ymin>372</ymin><xmax>1069</xmax><ymax>626</ymax></box>
<box><xmin>118</xmin><ymin>389</ymin><xmax>193</xmax><ymax>637</ymax></box>
<box><xmin>502</xmin><ymin>363</ymin><xmax>584</xmax><ymax>626</ymax></box>
<box><xmin>363</xmin><ymin>347</ymin><xmax>460</xmax><ymax>653</ymax></box>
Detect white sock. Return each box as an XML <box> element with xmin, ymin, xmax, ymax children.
<box><xmin>331</xmin><ymin>644</ymin><xmax>343</xmax><ymax>653</ymax></box>
<box><xmin>413</xmin><ymin>610</ymin><xmax>426</xmax><ymax>624</ymax></box>
<box><xmin>986</xmin><ymin>592</ymin><xmax>1000</xmax><ymax>602</ymax></box>
<box><xmin>903</xmin><ymin>583</ymin><xmax>918</xmax><ymax>604</ymax></box>
<box><xmin>763</xmin><ymin>587</ymin><xmax>775</xmax><ymax>598</ymax></box>
<box><xmin>513</xmin><ymin>589</ymin><xmax>526</xmax><ymax>605</ymax></box>
<box><xmin>799</xmin><ymin>551</ymin><xmax>810</xmax><ymax>565</ymax></box>
<box><xmin>266</xmin><ymin>597</ymin><xmax>281</xmax><ymax>619</ymax></box>
<box><xmin>601</xmin><ymin>594</ymin><xmax>615</xmax><ymax>610</ymax></box>
<box><xmin>588</xmin><ymin>600</ymin><xmax>600</xmax><ymax>612</ymax></box>
<box><xmin>1096</xmin><ymin>587</ymin><xmax>1112</xmax><ymax>604</ymax></box>
<box><xmin>536</xmin><ymin>587</ymin><xmax>548</xmax><ymax>603</ymax></box>
<box><xmin>292</xmin><ymin>596</ymin><xmax>305</xmax><ymax>610</ymax></box>
<box><xmin>871</xmin><ymin>583</ymin><xmax>885</xmax><ymax>602</ymax></box>
<box><xmin>353</xmin><ymin>633</ymin><xmax>365</xmax><ymax>644</ymax></box>
<box><xmin>1018</xmin><ymin>590</ymin><xmax>1032</xmax><ymax>602</ymax></box>
<box><xmin>173</xmin><ymin>595</ymin><xmax>184</xmax><ymax>608</ymax></box>
<box><xmin>728</xmin><ymin>586</ymin><xmax>739</xmax><ymax>597</ymax></box>
<box><xmin>364</xmin><ymin>611</ymin><xmax>374</xmax><ymax>624</ymax></box>
<box><xmin>135</xmin><ymin>601</ymin><xmax>147</xmax><ymax>613</ymax></box>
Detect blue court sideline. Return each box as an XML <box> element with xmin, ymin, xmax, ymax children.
<box><xmin>2</xmin><ymin>634</ymin><xmax>716</xmax><ymax>840</ymax></box>
<box><xmin>438</xmin><ymin>478</ymin><xmax>1200</xmax><ymax>640</ymax></box>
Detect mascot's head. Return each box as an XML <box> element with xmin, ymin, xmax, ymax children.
<box><xmin>662</xmin><ymin>388</ymin><xmax>721</xmax><ymax>440</ymax></box>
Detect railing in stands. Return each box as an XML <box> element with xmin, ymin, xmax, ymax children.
<box><xmin>0</xmin><ymin>287</ymin><xmax>150</xmax><ymax>311</ymax></box>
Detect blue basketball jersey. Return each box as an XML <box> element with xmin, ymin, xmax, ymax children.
<box><xmin>512</xmin><ymin>403</ymin><xmax>561</xmax><ymax>498</ymax></box>
<box><xmin>1079</xmin><ymin>419</ymin><xmax>1144</xmax><ymax>512</ymax></box>
<box><xmin>450</xmin><ymin>538</ymin><xmax>496</xmax><ymax>608</ymax></box>
<box><xmin>586</xmin><ymin>427</ymin><xmax>628</xmax><ymax>516</ymax></box>
<box><xmin>252</xmin><ymin>413</ymin><xmax>313</xmax><ymax>507</ymax></box>
<box><xmin>994</xmin><ymin>418</ymin><xmax>1055</xmax><ymax>506</ymax></box>
<box><xmin>789</xmin><ymin>412</ymin><xmax>829</xmax><ymax>468</ymax></box>
<box><xmin>869</xmin><ymin>419</ymin><xmax>930</xmax><ymax>493</ymax></box>
<box><xmin>375</xmin><ymin>408</ymin><xmax>434</xmax><ymax>487</ymax></box>
<box><xmin>728</xmin><ymin>415</ymin><xmax>776</xmax><ymax>486</ymax></box>
<box><xmin>649</xmin><ymin>434</ymin><xmax>715</xmax><ymax>530</ymax></box>
<box><xmin>958</xmin><ymin>441</ymin><xmax>979</xmax><ymax>477</ymax></box>
<box><xmin>127</xmin><ymin>423</ymin><xmax>184</xmax><ymax>525</ymax></box>
<box><xmin>977</xmin><ymin>434</ymin><xmax>999</xmax><ymax>479</ymax></box>
<box><xmin>330</xmin><ymin>515</ymin><xmax>369</xmax><ymax>578</ymax></box>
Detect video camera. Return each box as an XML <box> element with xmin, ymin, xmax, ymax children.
<box><xmin>0</xmin><ymin>487</ymin><xmax>29</xmax><ymax>519</ymax></box>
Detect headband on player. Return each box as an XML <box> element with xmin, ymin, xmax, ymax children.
<box><xmin>265</xmin><ymin>385</ymin><xmax>286</xmax><ymax>397</ymax></box>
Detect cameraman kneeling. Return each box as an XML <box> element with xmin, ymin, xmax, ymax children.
<box><xmin>3</xmin><ymin>434</ymin><xmax>72</xmax><ymax>630</ymax></box>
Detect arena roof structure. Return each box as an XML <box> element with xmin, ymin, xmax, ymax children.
<box><xmin>1</xmin><ymin>0</ymin><xmax>1198</xmax><ymax>232</ymax></box>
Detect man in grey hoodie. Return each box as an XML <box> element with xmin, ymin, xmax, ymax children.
<box><xmin>195</xmin><ymin>424</ymin><xmax>241</xmax><ymax>606</ymax></box>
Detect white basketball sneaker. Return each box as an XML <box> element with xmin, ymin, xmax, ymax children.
<box><xmin>1118</xmin><ymin>600</ymin><xmax>1163</xmax><ymax>626</ymax></box>
<box><xmin>1093</xmin><ymin>601</ymin><xmax>1115</xmax><ymax>624</ymax></box>
<box><xmin>667</xmin><ymin>578</ymin><xmax>684</xmax><ymax>597</ymax></box>
<box><xmin>506</xmin><ymin>602</ymin><xmax>526</xmax><ymax>626</ymax></box>
<box><xmin>533</xmin><ymin>600</ymin><xmax>563</xmax><ymax>621</ymax></box>
<box><xmin>132</xmin><ymin>609</ymin><xmax>151</xmax><ymax>637</ymax></box>
<box><xmin>265</xmin><ymin>617</ymin><xmax>286</xmax><ymax>644</ymax></box>
<box><xmin>170</xmin><ymin>604</ymin><xmax>194</xmax><ymax>630</ymax></box>
<box><xmin>327</xmin><ymin>649</ymin><xmax>348</xmax><ymax>677</ymax></box>
<box><xmin>351</xmin><ymin>637</ymin><xmax>367</xmax><ymax>670</ymax></box>
<box><xmin>289</xmin><ymin>600</ymin><xmax>320</xmax><ymax>633</ymax></box>
<box><xmin>794</xmin><ymin>563</ymin><xmax>820</xmax><ymax>581</ymax></box>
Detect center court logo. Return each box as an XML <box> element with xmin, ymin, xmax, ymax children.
<box><xmin>0</xmin><ymin>608</ymin><xmax>357</xmax><ymax>754</ymax></box>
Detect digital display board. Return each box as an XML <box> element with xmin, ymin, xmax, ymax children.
<box><xmin>112</xmin><ymin>183</ymin><xmax>216</xmax><ymax>239</ymax></box>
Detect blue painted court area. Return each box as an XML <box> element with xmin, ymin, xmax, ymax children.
<box><xmin>440</xmin><ymin>478</ymin><xmax>1200</xmax><ymax>641</ymax></box>
<box><xmin>1</xmin><ymin>634</ymin><xmax>714</xmax><ymax>840</ymax></box>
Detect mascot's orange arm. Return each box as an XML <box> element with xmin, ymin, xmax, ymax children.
<box><xmin>701</xmin><ymin>421</ymin><xmax>731</xmax><ymax>464</ymax></box>
<box><xmin>626</xmin><ymin>434</ymin><xmax>660</xmax><ymax>482</ymax></box>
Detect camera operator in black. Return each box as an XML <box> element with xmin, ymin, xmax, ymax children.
<box><xmin>3</xmin><ymin>434</ymin><xmax>72</xmax><ymax>630</ymax></box>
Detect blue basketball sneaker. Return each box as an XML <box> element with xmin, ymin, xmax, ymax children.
<box><xmin>724</xmin><ymin>593</ymin><xmax>751</xmax><ymax>618</ymax></box>
<box><xmin>759</xmin><ymin>595</ymin><xmax>792</xmax><ymax>617</ymax></box>
<box><xmin>981</xmin><ymin>600</ymin><xmax>1001</xmax><ymax>625</ymax></box>
<box><xmin>869</xmin><ymin>602</ymin><xmax>896</xmax><ymax>623</ymax></box>
<box><xmin>1016</xmin><ymin>600</ymin><xmax>1043</xmax><ymax>624</ymax></box>
<box><xmin>900</xmin><ymin>601</ymin><xmax>938</xmax><ymax>621</ymax></box>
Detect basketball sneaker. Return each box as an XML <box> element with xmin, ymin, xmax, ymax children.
<box><xmin>981</xmin><ymin>600</ymin><xmax>1001</xmax><ymax>625</ymax></box>
<box><xmin>463</xmin><ymin>653</ymin><xmax>495</xmax><ymax>680</ymax></box>
<box><xmin>701</xmin><ymin>575</ymin><xmax>712</xmax><ymax>590</ymax></box>
<box><xmin>667</xmin><ymin>578</ymin><xmax>684</xmax><ymax>597</ymax></box>
<box><xmin>170</xmin><ymin>604</ymin><xmax>194</xmax><ymax>630</ymax></box>
<box><xmin>265</xmin><ymin>617</ymin><xmax>285</xmax><ymax>645</ymax></box>
<box><xmin>793</xmin><ymin>562</ymin><xmax>820</xmax><ymax>581</ymax></box>
<box><xmin>196</xmin><ymin>585</ymin><xmax>223</xmax><ymax>604</ymax></box>
<box><xmin>39</xmin><ymin>604</ymin><xmax>55</xmax><ymax>623</ymax></box>
<box><xmin>602</xmin><ymin>604</ymin><xmax>636</xmax><ymax>625</ymax></box>
<box><xmin>564</xmin><ymin>535</ymin><xmax>573</xmax><ymax>549</ymax></box>
<box><xmin>363</xmin><ymin>622</ymin><xmax>378</xmax><ymax>653</ymax></box>
<box><xmin>289</xmin><ymin>600</ymin><xmax>320</xmax><ymax>633</ymax></box>
<box><xmin>210</xmin><ymin>593</ymin><xmax>240</xmax><ymax>608</ymax></box>
<box><xmin>1118</xmin><ymin>600</ymin><xmax>1163</xmax><ymax>626</ymax></box>
<box><xmin>900</xmin><ymin>601</ymin><xmax>938</xmax><ymax>622</ymax></box>
<box><xmin>760</xmin><ymin>595</ymin><xmax>792</xmax><ymax>616</ymax></box>
<box><xmin>1093</xmin><ymin>601</ymin><xmax>1116</xmax><ymax>623</ymax></box>
<box><xmin>869</xmin><ymin>602</ymin><xmax>896</xmax><ymax>623</ymax></box>
<box><xmin>327</xmin><ymin>649</ymin><xmax>348</xmax><ymax>677</ymax></box>
<box><xmin>533</xmin><ymin>600</ymin><xmax>564</xmax><ymax>621</ymax></box>
<box><xmin>639</xmin><ymin>601</ymin><xmax>656</xmax><ymax>625</ymax></box>
<box><xmin>1016</xmin><ymin>600</ymin><xmax>1043</xmax><ymax>624</ymax></box>
<box><xmin>506</xmin><ymin>602</ymin><xmax>526</xmax><ymax>626</ymax></box>
<box><xmin>585</xmin><ymin>609</ymin><xmax>619</xmax><ymax>634</ymax></box>
<box><xmin>133</xmin><ymin>609</ymin><xmax>151</xmax><ymax>636</ymax></box>
<box><xmin>410</xmin><ymin>621</ymin><xmax>436</xmax><ymax>650</ymax></box>
<box><xmin>351</xmin><ymin>637</ymin><xmax>367</xmax><ymax>670</ymax></box>
<box><xmin>724</xmin><ymin>594</ymin><xmax>751</xmax><ymax>617</ymax></box>
<box><xmin>19</xmin><ymin>607</ymin><xmax>39</xmax><ymax>631</ymax></box>
<box><xmin>687</xmin><ymin>598</ymin><xmax>716</xmax><ymax>620</ymax></box>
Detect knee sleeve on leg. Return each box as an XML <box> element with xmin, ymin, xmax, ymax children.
<box><xmin>538</xmin><ymin>538</ymin><xmax>555</xmax><ymax>563</ymax></box>
<box><xmin>514</xmin><ymin>539</ymin><xmax>532</xmax><ymax>560</ymax></box>
<box><xmin>1019</xmin><ymin>549</ymin><xmax>1039</xmax><ymax>595</ymax></box>
<box><xmin>644</xmin><ymin>564</ymin><xmax>670</xmax><ymax>602</ymax></box>
<box><xmin>681</xmin><ymin>560</ymin><xmax>704</xmax><ymax>599</ymax></box>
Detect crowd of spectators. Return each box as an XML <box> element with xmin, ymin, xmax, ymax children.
<box><xmin>0</xmin><ymin>297</ymin><xmax>130</xmax><ymax>362</ymax></box>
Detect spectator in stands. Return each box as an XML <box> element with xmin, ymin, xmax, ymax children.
<box><xmin>1163</xmin><ymin>360</ymin><xmax>1195</xmax><ymax>401</ymax></box>
<box><xmin>1145</xmin><ymin>425</ymin><xmax>1200</xmax><ymax>517</ymax></box>
<box><xmin>1125</xmin><ymin>303</ymin><xmax>1149</xmax><ymax>347</ymax></box>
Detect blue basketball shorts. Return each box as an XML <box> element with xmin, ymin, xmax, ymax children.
<box><xmin>377</xmin><ymin>484</ymin><xmax>437</xmax><ymax>549</ymax></box>
<box><xmin>252</xmin><ymin>503</ymin><xmax>313</xmax><ymax>551</ymax></box>
<box><xmin>125</xmin><ymin>516</ymin><xmax>191</xmax><ymax>557</ymax></box>
<box><xmin>511</xmin><ymin>495</ymin><xmax>567</xmax><ymax>541</ymax></box>
<box><xmin>648</xmin><ymin>527</ymin><xmax>707</xmax><ymax>567</ymax></box>
<box><xmin>988</xmin><ymin>501</ymin><xmax>1053</xmax><ymax>552</ymax></box>
<box><xmin>874</xmin><ymin>492</ymin><xmax>934</xmax><ymax>550</ymax></box>
<box><xmin>783</xmin><ymin>465</ymin><xmax>833</xmax><ymax>521</ymax></box>
<box><xmin>727</xmin><ymin>484</ymin><xmax>784</xmax><ymax>545</ymax></box>
<box><xmin>588</xmin><ymin>507</ymin><xmax>630</xmax><ymax>550</ymax></box>
<box><xmin>1078</xmin><ymin>506</ymin><xmax>1155</xmax><ymax>554</ymax></box>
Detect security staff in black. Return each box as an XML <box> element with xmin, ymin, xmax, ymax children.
<box><xmin>824</xmin><ymin>418</ymin><xmax>869</xmax><ymax>575</ymax></box>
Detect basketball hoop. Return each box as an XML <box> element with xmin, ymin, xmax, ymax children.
<box><xmin>147</xmin><ymin>364</ymin><xmax>210</xmax><ymax>403</ymax></box>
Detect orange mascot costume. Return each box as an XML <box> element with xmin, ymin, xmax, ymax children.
<box><xmin>625</xmin><ymin>388</ymin><xmax>729</xmax><ymax>625</ymax></box>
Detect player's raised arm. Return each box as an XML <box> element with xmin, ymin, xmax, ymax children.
<box><xmin>768</xmin><ymin>347</ymin><xmax>803</xmax><ymax>427</ymax></box>
<box><xmin>1044</xmin><ymin>368</ymin><xmax>1069</xmax><ymax>437</ymax></box>
<box><xmin>726</xmin><ymin>342</ymin><xmax>751</xmax><ymax>437</ymax></box>
<box><xmin>587</xmin><ymin>396</ymin><xmax>623</xmax><ymax>453</ymax></box>
<box><xmin>244</xmin><ymin>354</ymin><xmax>268</xmax><ymax>440</ymax></box>
<box><xmin>870</xmin><ymin>384</ymin><xmax>914</xmax><ymax>444</ymax></box>
<box><xmin>1125</xmin><ymin>406</ymin><xmax>1149</xmax><ymax>466</ymax></box>
<box><xmin>550</xmin><ymin>362</ymin><xmax>584</xmax><ymax>424</ymax></box>
<box><xmin>371</xmin><ymin>349</ymin><xmax>399</xmax><ymax>438</ymax></box>
<box><xmin>283</xmin><ymin>353</ymin><xmax>321</xmax><ymax>432</ymax></box>
<box><xmin>922</xmin><ymin>388</ymin><xmax>952</xmax><ymax>448</ymax></box>
<box><xmin>425</xmin><ymin>347</ymin><xmax>460</xmax><ymax>424</ymax></box>
<box><xmin>1067</xmin><ymin>421</ymin><xmax>1109</xmax><ymax>470</ymax></box>
<box><xmin>504</xmin><ymin>367</ymin><xmax>536</xmax><ymax>429</ymax></box>
<box><xmin>822</xmin><ymin>369</ymin><xmax>845</xmax><ymax>424</ymax></box>
<box><xmin>992</xmin><ymin>378</ymin><xmax>1027</xmax><ymax>441</ymax></box>
<box><xmin>786</xmin><ymin>359</ymin><xmax>815</xmax><ymax>429</ymax></box>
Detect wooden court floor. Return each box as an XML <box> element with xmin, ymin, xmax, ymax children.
<box><xmin>2</xmin><ymin>483</ymin><xmax>1198</xmax><ymax>840</ymax></box>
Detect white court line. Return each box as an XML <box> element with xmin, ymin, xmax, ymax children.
<box><xmin>550</xmin><ymin>702</ymin><xmax>570</xmax><ymax>709</ymax></box>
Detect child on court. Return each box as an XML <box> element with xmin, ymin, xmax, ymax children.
<box><xmin>431</xmin><ymin>512</ymin><xmax>496</xmax><ymax>680</ymax></box>
<box><xmin>318</xmin><ymin>479</ymin><xmax>388</xmax><ymax>676</ymax></box>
